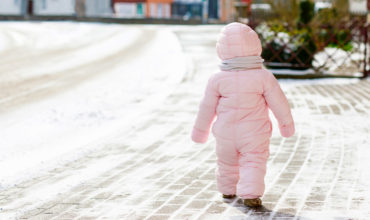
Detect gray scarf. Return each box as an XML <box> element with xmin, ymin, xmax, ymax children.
<box><xmin>219</xmin><ymin>56</ymin><xmax>264</xmax><ymax>71</ymax></box>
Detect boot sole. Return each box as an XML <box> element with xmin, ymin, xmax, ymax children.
<box><xmin>244</xmin><ymin>198</ymin><xmax>262</xmax><ymax>207</ymax></box>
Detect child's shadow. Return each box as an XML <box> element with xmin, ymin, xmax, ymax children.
<box><xmin>224</xmin><ymin>198</ymin><xmax>310</xmax><ymax>220</ymax></box>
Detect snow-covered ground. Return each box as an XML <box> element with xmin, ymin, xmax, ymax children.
<box><xmin>0</xmin><ymin>22</ymin><xmax>365</xmax><ymax>192</ymax></box>
<box><xmin>0</xmin><ymin>21</ymin><xmax>186</xmax><ymax>190</ymax></box>
<box><xmin>1</xmin><ymin>22</ymin><xmax>369</xmax><ymax>219</ymax></box>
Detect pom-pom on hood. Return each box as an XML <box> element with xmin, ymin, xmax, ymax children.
<box><xmin>216</xmin><ymin>22</ymin><xmax>262</xmax><ymax>60</ymax></box>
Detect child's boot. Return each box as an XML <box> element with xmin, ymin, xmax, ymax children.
<box><xmin>244</xmin><ymin>198</ymin><xmax>262</xmax><ymax>207</ymax></box>
<box><xmin>222</xmin><ymin>194</ymin><xmax>236</xmax><ymax>199</ymax></box>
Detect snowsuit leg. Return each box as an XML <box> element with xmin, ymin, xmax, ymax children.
<box><xmin>215</xmin><ymin>137</ymin><xmax>239</xmax><ymax>195</ymax></box>
<box><xmin>236</xmin><ymin>136</ymin><xmax>270</xmax><ymax>199</ymax></box>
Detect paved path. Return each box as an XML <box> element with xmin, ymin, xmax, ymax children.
<box><xmin>0</xmin><ymin>25</ymin><xmax>370</xmax><ymax>220</ymax></box>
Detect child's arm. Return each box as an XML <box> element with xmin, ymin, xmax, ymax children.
<box><xmin>263</xmin><ymin>72</ymin><xmax>295</xmax><ymax>138</ymax></box>
<box><xmin>192</xmin><ymin>76</ymin><xmax>220</xmax><ymax>143</ymax></box>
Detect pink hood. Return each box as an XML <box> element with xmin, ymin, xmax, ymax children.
<box><xmin>216</xmin><ymin>22</ymin><xmax>262</xmax><ymax>60</ymax></box>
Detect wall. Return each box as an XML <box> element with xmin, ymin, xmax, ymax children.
<box><xmin>85</xmin><ymin>0</ymin><xmax>113</xmax><ymax>17</ymax></box>
<box><xmin>114</xmin><ymin>2</ymin><xmax>146</xmax><ymax>18</ymax></box>
<box><xmin>0</xmin><ymin>0</ymin><xmax>25</xmax><ymax>15</ymax></box>
<box><xmin>33</xmin><ymin>0</ymin><xmax>76</xmax><ymax>15</ymax></box>
<box><xmin>146</xmin><ymin>0</ymin><xmax>172</xmax><ymax>18</ymax></box>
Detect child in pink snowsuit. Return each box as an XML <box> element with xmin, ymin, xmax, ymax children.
<box><xmin>191</xmin><ymin>22</ymin><xmax>295</xmax><ymax>207</ymax></box>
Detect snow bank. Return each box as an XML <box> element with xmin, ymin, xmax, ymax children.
<box><xmin>0</xmin><ymin>22</ymin><xmax>186</xmax><ymax>190</ymax></box>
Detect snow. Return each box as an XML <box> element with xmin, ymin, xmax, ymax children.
<box><xmin>0</xmin><ymin>22</ymin><xmax>186</xmax><ymax>190</ymax></box>
<box><xmin>251</xmin><ymin>3</ymin><xmax>271</xmax><ymax>11</ymax></box>
<box><xmin>314</xmin><ymin>2</ymin><xmax>332</xmax><ymax>12</ymax></box>
<box><xmin>349</xmin><ymin>0</ymin><xmax>367</xmax><ymax>14</ymax></box>
<box><xmin>0</xmin><ymin>22</ymin><xmax>142</xmax><ymax>82</ymax></box>
<box><xmin>0</xmin><ymin>21</ymin><xmax>365</xmax><ymax>212</ymax></box>
<box><xmin>268</xmin><ymin>68</ymin><xmax>316</xmax><ymax>75</ymax></box>
<box><xmin>0</xmin><ymin>22</ymin><xmax>368</xmax><ymax>219</ymax></box>
<box><xmin>255</xmin><ymin>22</ymin><xmax>366</xmax><ymax>77</ymax></box>
<box><xmin>313</xmin><ymin>47</ymin><xmax>365</xmax><ymax>76</ymax></box>
<box><xmin>277</xmin><ymin>78</ymin><xmax>361</xmax><ymax>92</ymax></box>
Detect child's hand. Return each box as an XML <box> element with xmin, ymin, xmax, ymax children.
<box><xmin>191</xmin><ymin>128</ymin><xmax>209</xmax><ymax>144</ymax></box>
<box><xmin>279</xmin><ymin>122</ymin><xmax>295</xmax><ymax>138</ymax></box>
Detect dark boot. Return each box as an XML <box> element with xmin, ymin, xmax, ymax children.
<box><xmin>244</xmin><ymin>198</ymin><xmax>262</xmax><ymax>207</ymax></box>
<box><xmin>222</xmin><ymin>194</ymin><xmax>236</xmax><ymax>199</ymax></box>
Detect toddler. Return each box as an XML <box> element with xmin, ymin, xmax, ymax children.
<box><xmin>191</xmin><ymin>22</ymin><xmax>295</xmax><ymax>207</ymax></box>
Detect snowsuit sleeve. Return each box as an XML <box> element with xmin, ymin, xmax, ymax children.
<box><xmin>263</xmin><ymin>72</ymin><xmax>295</xmax><ymax>138</ymax></box>
<box><xmin>192</xmin><ymin>76</ymin><xmax>220</xmax><ymax>143</ymax></box>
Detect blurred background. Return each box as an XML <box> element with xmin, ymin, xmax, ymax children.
<box><xmin>0</xmin><ymin>0</ymin><xmax>369</xmax><ymax>77</ymax></box>
<box><xmin>0</xmin><ymin>1</ymin><xmax>369</xmax><ymax>219</ymax></box>
<box><xmin>0</xmin><ymin>0</ymin><xmax>368</xmax><ymax>23</ymax></box>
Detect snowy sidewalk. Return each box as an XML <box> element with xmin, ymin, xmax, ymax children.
<box><xmin>0</xmin><ymin>25</ymin><xmax>370</xmax><ymax>220</ymax></box>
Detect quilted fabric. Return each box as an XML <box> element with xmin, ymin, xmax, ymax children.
<box><xmin>216</xmin><ymin>22</ymin><xmax>262</xmax><ymax>60</ymax></box>
<box><xmin>191</xmin><ymin>22</ymin><xmax>295</xmax><ymax>199</ymax></box>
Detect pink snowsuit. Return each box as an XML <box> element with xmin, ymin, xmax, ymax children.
<box><xmin>191</xmin><ymin>23</ymin><xmax>295</xmax><ymax>199</ymax></box>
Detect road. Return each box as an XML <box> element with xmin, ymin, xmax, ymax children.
<box><xmin>0</xmin><ymin>22</ymin><xmax>370</xmax><ymax>220</ymax></box>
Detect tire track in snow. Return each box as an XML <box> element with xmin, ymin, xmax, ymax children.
<box><xmin>0</xmin><ymin>29</ymin><xmax>155</xmax><ymax>113</ymax></box>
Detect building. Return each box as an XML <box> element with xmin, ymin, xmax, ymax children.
<box><xmin>75</xmin><ymin>0</ymin><xmax>86</xmax><ymax>16</ymax></box>
<box><xmin>208</xmin><ymin>0</ymin><xmax>219</xmax><ymax>19</ymax></box>
<box><xmin>219</xmin><ymin>0</ymin><xmax>233</xmax><ymax>22</ymax></box>
<box><xmin>33</xmin><ymin>0</ymin><xmax>76</xmax><ymax>16</ymax></box>
<box><xmin>85</xmin><ymin>0</ymin><xmax>113</xmax><ymax>17</ymax></box>
<box><xmin>113</xmin><ymin>0</ymin><xmax>146</xmax><ymax>18</ymax></box>
<box><xmin>218</xmin><ymin>0</ymin><xmax>251</xmax><ymax>22</ymax></box>
<box><xmin>113</xmin><ymin>0</ymin><xmax>172</xmax><ymax>18</ymax></box>
<box><xmin>0</xmin><ymin>0</ymin><xmax>27</xmax><ymax>15</ymax></box>
<box><xmin>171</xmin><ymin>0</ymin><xmax>203</xmax><ymax>19</ymax></box>
<box><xmin>147</xmin><ymin>0</ymin><xmax>172</xmax><ymax>18</ymax></box>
